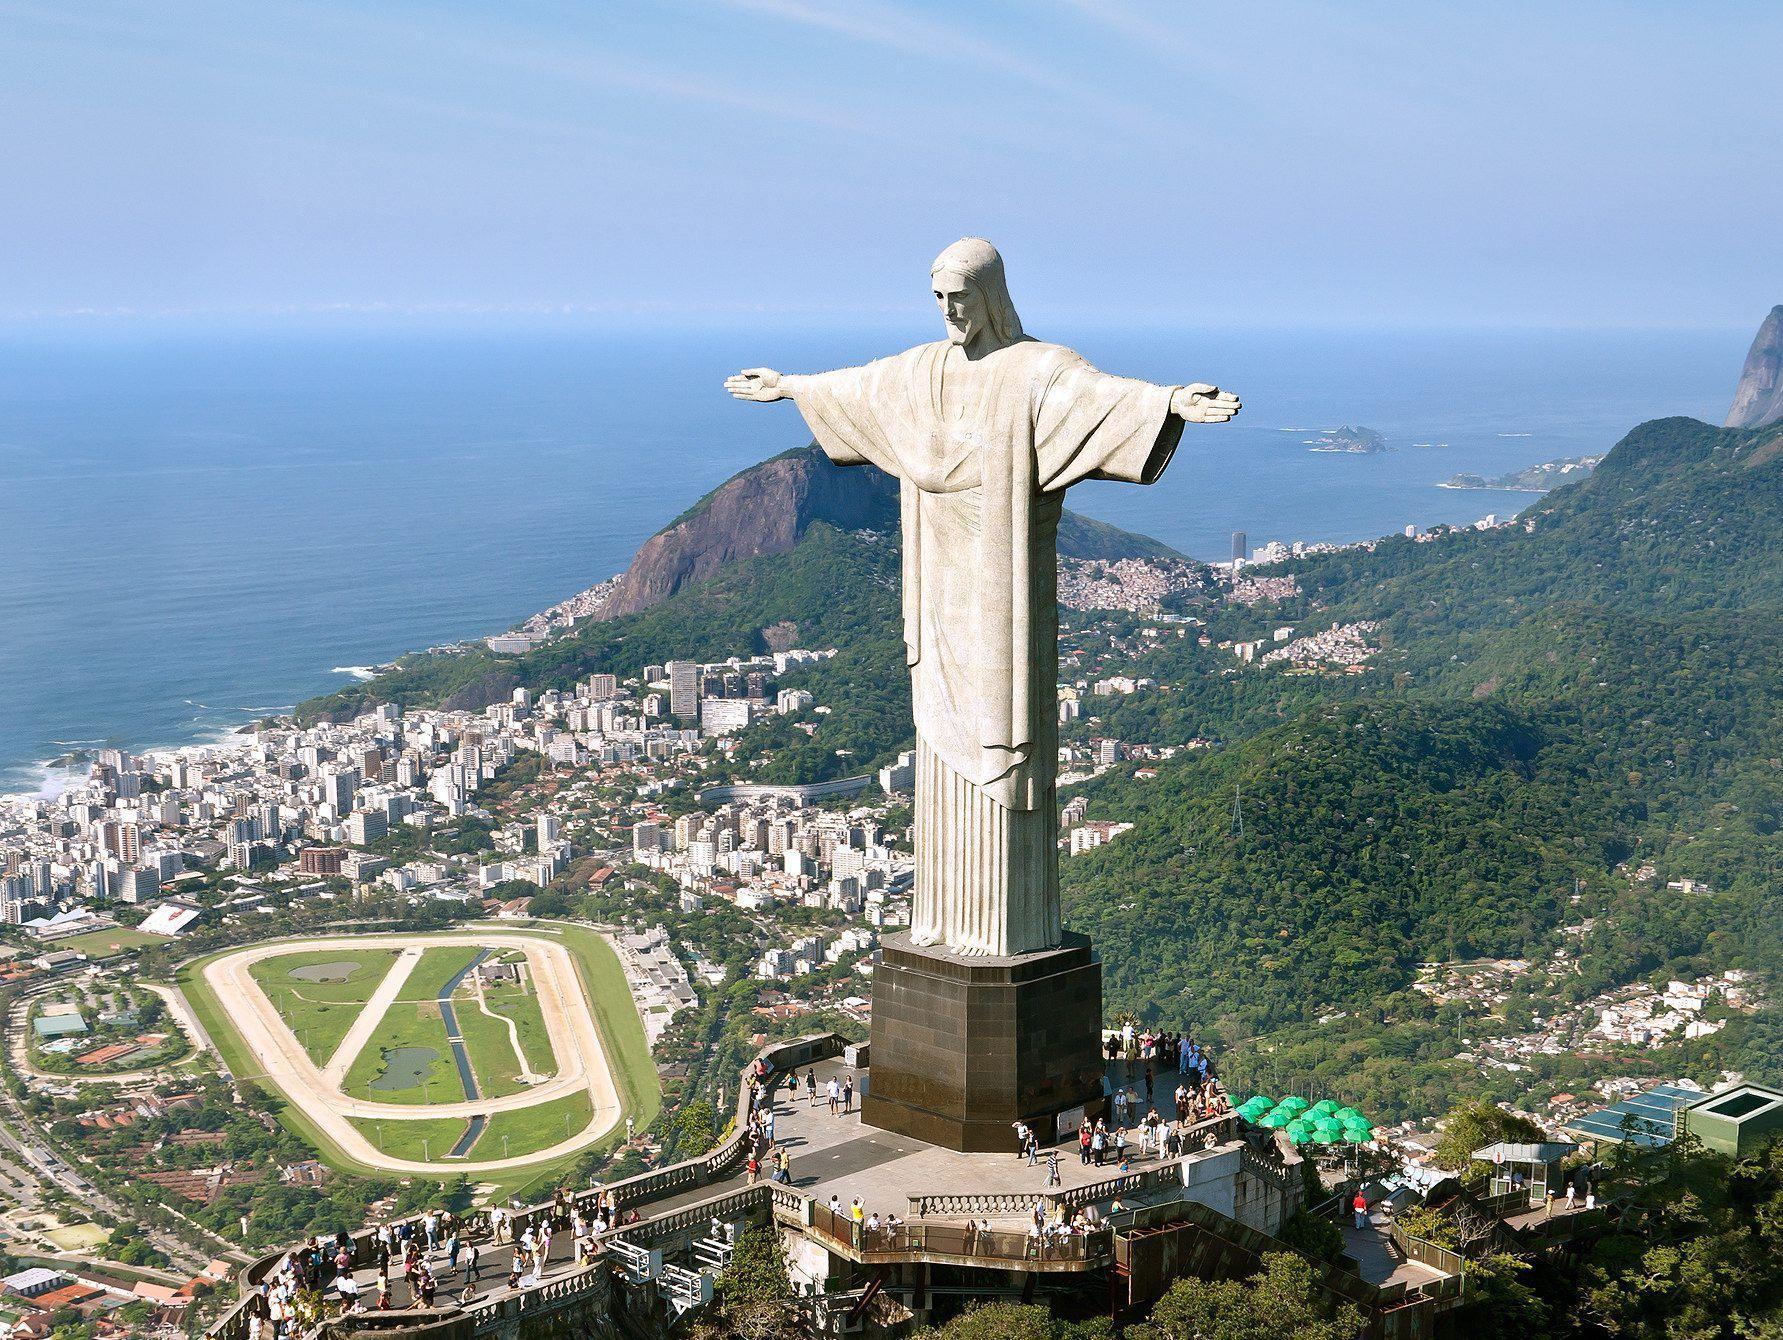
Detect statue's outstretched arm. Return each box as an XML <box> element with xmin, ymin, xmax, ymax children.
<box><xmin>1169</xmin><ymin>383</ymin><xmax>1241</xmax><ymax>423</ymax></box>
<box><xmin>723</xmin><ymin>368</ymin><xmax>812</xmax><ymax>404</ymax></box>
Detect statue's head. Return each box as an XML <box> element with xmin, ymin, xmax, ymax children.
<box><xmin>930</xmin><ymin>238</ymin><xmax>1023</xmax><ymax>350</ymax></box>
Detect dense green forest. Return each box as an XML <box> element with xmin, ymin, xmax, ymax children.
<box><xmin>1057</xmin><ymin>418</ymin><xmax>1783</xmax><ymax>1110</ymax></box>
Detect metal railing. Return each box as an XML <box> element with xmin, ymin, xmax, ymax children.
<box><xmin>807</xmin><ymin>1202</ymin><xmax>1112</xmax><ymax>1267</ymax></box>
<box><xmin>1388</xmin><ymin>1223</ymin><xmax>1466</xmax><ymax>1280</ymax></box>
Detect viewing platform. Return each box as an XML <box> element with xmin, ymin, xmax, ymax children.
<box><xmin>204</xmin><ymin>1034</ymin><xmax>1468</xmax><ymax>1340</ymax></box>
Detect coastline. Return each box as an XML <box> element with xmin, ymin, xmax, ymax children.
<box><xmin>1</xmin><ymin>489</ymin><xmax>1534</xmax><ymax>809</ymax></box>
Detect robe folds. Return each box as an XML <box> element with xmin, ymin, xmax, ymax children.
<box><xmin>794</xmin><ymin>337</ymin><xmax>1182</xmax><ymax>955</ymax></box>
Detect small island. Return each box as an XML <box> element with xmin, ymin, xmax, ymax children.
<box><xmin>1306</xmin><ymin>425</ymin><xmax>1388</xmax><ymax>453</ymax></box>
<box><xmin>1440</xmin><ymin>453</ymin><xmax>1603</xmax><ymax>492</ymax></box>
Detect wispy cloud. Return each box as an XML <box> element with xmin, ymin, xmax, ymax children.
<box><xmin>0</xmin><ymin>0</ymin><xmax>889</xmax><ymax>140</ymax></box>
<box><xmin>718</xmin><ymin>0</ymin><xmax>1159</xmax><ymax>129</ymax></box>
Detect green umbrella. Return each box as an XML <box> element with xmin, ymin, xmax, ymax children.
<box><xmin>1312</xmin><ymin>1129</ymin><xmax>1339</xmax><ymax>1145</ymax></box>
<box><xmin>1246</xmin><ymin>1095</ymin><xmax>1274</xmax><ymax>1111</ymax></box>
<box><xmin>1286</xmin><ymin>1118</ymin><xmax>1313</xmax><ymax>1138</ymax></box>
<box><xmin>1314</xmin><ymin>1116</ymin><xmax>1344</xmax><ymax>1135</ymax></box>
<box><xmin>1278</xmin><ymin>1096</ymin><xmax>1310</xmax><ymax>1113</ymax></box>
<box><xmin>1287</xmin><ymin>1128</ymin><xmax>1311</xmax><ymax>1145</ymax></box>
<box><xmin>1312</xmin><ymin>1099</ymin><xmax>1340</xmax><ymax>1116</ymax></box>
<box><xmin>1258</xmin><ymin>1111</ymin><xmax>1290</xmax><ymax>1129</ymax></box>
<box><xmin>1334</xmin><ymin>1107</ymin><xmax>1363</xmax><ymax>1123</ymax></box>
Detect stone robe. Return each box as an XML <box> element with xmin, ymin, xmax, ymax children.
<box><xmin>794</xmin><ymin>337</ymin><xmax>1182</xmax><ymax>955</ymax></box>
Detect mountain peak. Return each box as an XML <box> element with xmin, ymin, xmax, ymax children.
<box><xmin>1724</xmin><ymin>305</ymin><xmax>1783</xmax><ymax>429</ymax></box>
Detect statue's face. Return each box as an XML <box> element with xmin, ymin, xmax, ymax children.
<box><xmin>932</xmin><ymin>271</ymin><xmax>985</xmax><ymax>345</ymax></box>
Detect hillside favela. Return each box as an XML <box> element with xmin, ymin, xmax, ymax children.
<box><xmin>2</xmin><ymin>9</ymin><xmax>1781</xmax><ymax>1340</ymax></box>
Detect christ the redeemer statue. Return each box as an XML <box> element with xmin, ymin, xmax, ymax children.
<box><xmin>727</xmin><ymin>239</ymin><xmax>1239</xmax><ymax>959</ymax></box>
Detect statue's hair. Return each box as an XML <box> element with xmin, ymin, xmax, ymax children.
<box><xmin>930</xmin><ymin>238</ymin><xmax>1024</xmax><ymax>344</ymax></box>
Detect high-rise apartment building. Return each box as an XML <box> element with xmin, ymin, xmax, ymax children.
<box><xmin>667</xmin><ymin>660</ymin><xmax>700</xmax><ymax>720</ymax></box>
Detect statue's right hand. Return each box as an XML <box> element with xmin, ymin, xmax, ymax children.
<box><xmin>724</xmin><ymin>368</ymin><xmax>784</xmax><ymax>402</ymax></box>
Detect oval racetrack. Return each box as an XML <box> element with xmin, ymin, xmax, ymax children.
<box><xmin>201</xmin><ymin>931</ymin><xmax>623</xmax><ymax>1174</ymax></box>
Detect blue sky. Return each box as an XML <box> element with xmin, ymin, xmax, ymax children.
<box><xmin>3</xmin><ymin>1</ymin><xmax>1779</xmax><ymax>328</ymax></box>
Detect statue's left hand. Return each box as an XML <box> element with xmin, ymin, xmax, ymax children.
<box><xmin>1173</xmin><ymin>383</ymin><xmax>1241</xmax><ymax>423</ymax></box>
<box><xmin>724</xmin><ymin>368</ymin><xmax>786</xmax><ymax>402</ymax></box>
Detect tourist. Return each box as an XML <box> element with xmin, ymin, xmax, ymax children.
<box><xmin>1013</xmin><ymin>1119</ymin><xmax>1030</xmax><ymax>1159</ymax></box>
<box><xmin>1565</xmin><ymin>1179</ymin><xmax>1577</xmax><ymax>1209</ymax></box>
<box><xmin>1353</xmin><ymin>1190</ymin><xmax>1369</xmax><ymax>1229</ymax></box>
<box><xmin>466</xmin><ymin>1243</ymin><xmax>480</xmax><ymax>1281</ymax></box>
<box><xmin>506</xmin><ymin>1264</ymin><xmax>522</xmax><ymax>1292</ymax></box>
<box><xmin>1091</xmin><ymin>1120</ymin><xmax>1107</xmax><ymax>1167</ymax></box>
<box><xmin>842</xmin><ymin>1076</ymin><xmax>855</xmax><ymax>1113</ymax></box>
<box><xmin>849</xmin><ymin>1196</ymin><xmax>865</xmax><ymax>1247</ymax></box>
<box><xmin>1046</xmin><ymin>1148</ymin><xmax>1061</xmax><ymax>1187</ymax></box>
<box><xmin>747</xmin><ymin>1152</ymin><xmax>760</xmax><ymax>1184</ymax></box>
<box><xmin>1079</xmin><ymin>1122</ymin><xmax>1093</xmax><ymax>1165</ymax></box>
<box><xmin>826</xmin><ymin>1076</ymin><xmax>841</xmax><ymax>1115</ymax></box>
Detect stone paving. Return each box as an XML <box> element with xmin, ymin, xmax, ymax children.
<box><xmin>1340</xmin><ymin>1210</ymin><xmax>1449</xmax><ymax>1290</ymax></box>
<box><xmin>757</xmin><ymin>1059</ymin><xmax>1217</xmax><ymax>1223</ymax></box>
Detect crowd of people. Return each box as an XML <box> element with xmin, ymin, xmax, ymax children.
<box><xmin>237</xmin><ymin>1183</ymin><xmax>646</xmax><ymax>1336</ymax></box>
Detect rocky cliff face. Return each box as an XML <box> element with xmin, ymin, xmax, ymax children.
<box><xmin>1725</xmin><ymin>305</ymin><xmax>1783</xmax><ymax>429</ymax></box>
<box><xmin>599</xmin><ymin>443</ymin><xmax>1179</xmax><ymax>617</ymax></box>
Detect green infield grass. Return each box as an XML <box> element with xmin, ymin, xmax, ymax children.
<box><xmin>56</xmin><ymin>927</ymin><xmax>171</xmax><ymax>958</ymax></box>
<box><xmin>470</xmin><ymin>1090</ymin><xmax>594</xmax><ymax>1161</ymax></box>
<box><xmin>247</xmin><ymin>947</ymin><xmax>402</xmax><ymax>1065</ymax></box>
<box><xmin>348</xmin><ymin>1114</ymin><xmax>473</xmax><ymax>1164</ymax></box>
<box><xmin>394</xmin><ymin>945</ymin><xmax>484</xmax><ymax>1003</ymax></box>
<box><xmin>454</xmin><ymin>978</ymin><xmax>557</xmax><ymax>1098</ymax></box>
<box><xmin>341</xmin><ymin>1002</ymin><xmax>469</xmax><ymax>1105</ymax></box>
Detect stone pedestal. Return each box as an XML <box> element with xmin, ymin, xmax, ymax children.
<box><xmin>863</xmin><ymin>931</ymin><xmax>1106</xmax><ymax>1152</ymax></box>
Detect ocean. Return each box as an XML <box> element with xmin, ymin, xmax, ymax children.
<box><xmin>0</xmin><ymin>322</ymin><xmax>1743</xmax><ymax>792</ymax></box>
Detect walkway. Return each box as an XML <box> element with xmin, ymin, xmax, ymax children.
<box><xmin>1340</xmin><ymin>1211</ymin><xmax>1450</xmax><ymax>1290</ymax></box>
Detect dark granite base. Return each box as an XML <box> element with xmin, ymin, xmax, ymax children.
<box><xmin>862</xmin><ymin>931</ymin><xmax>1106</xmax><ymax>1152</ymax></box>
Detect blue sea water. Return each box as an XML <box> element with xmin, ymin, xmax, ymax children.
<box><xmin>0</xmin><ymin>323</ymin><xmax>1742</xmax><ymax>791</ymax></box>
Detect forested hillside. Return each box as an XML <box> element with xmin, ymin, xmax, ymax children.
<box><xmin>1061</xmin><ymin>417</ymin><xmax>1783</xmax><ymax>1112</ymax></box>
